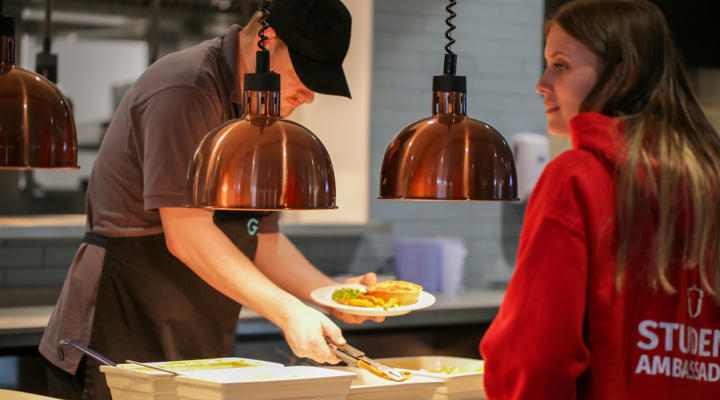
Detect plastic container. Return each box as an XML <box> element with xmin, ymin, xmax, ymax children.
<box><xmin>509</xmin><ymin>132</ymin><xmax>549</xmax><ymax>202</ymax></box>
<box><xmin>376</xmin><ymin>356</ymin><xmax>485</xmax><ymax>400</ymax></box>
<box><xmin>438</xmin><ymin>238</ymin><xmax>467</xmax><ymax>295</ymax></box>
<box><xmin>174</xmin><ymin>366</ymin><xmax>356</xmax><ymax>400</ymax></box>
<box><xmin>394</xmin><ymin>237</ymin><xmax>467</xmax><ymax>295</ymax></box>
<box><xmin>100</xmin><ymin>357</ymin><xmax>283</xmax><ymax>400</ymax></box>
<box><xmin>327</xmin><ymin>366</ymin><xmax>443</xmax><ymax>400</ymax></box>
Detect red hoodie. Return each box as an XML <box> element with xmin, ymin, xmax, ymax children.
<box><xmin>480</xmin><ymin>112</ymin><xmax>720</xmax><ymax>399</ymax></box>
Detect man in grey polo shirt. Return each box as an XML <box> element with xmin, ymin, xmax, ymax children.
<box><xmin>40</xmin><ymin>1</ymin><xmax>381</xmax><ymax>399</ymax></box>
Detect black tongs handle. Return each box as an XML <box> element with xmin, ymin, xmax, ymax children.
<box><xmin>58</xmin><ymin>338</ymin><xmax>117</xmax><ymax>367</ymax></box>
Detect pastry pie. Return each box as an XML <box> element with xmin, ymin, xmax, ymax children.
<box><xmin>365</xmin><ymin>280</ymin><xmax>423</xmax><ymax>306</ymax></box>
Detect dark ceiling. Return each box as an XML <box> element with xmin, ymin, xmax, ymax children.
<box><xmin>545</xmin><ymin>0</ymin><xmax>720</xmax><ymax>68</ymax></box>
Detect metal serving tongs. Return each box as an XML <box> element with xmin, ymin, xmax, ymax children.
<box><xmin>57</xmin><ymin>338</ymin><xmax>181</xmax><ymax>375</ymax></box>
<box><xmin>325</xmin><ymin>336</ymin><xmax>409</xmax><ymax>382</ymax></box>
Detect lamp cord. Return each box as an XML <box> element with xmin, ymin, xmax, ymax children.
<box><xmin>254</xmin><ymin>0</ymin><xmax>271</xmax><ymax>73</ymax></box>
<box><xmin>43</xmin><ymin>0</ymin><xmax>52</xmax><ymax>53</ymax></box>
<box><xmin>442</xmin><ymin>0</ymin><xmax>457</xmax><ymax>76</ymax></box>
<box><xmin>444</xmin><ymin>0</ymin><xmax>456</xmax><ymax>55</ymax></box>
<box><xmin>257</xmin><ymin>0</ymin><xmax>270</xmax><ymax>51</ymax></box>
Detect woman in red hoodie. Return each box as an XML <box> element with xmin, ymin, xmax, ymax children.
<box><xmin>480</xmin><ymin>1</ymin><xmax>720</xmax><ymax>399</ymax></box>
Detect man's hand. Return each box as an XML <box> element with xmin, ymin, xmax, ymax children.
<box><xmin>329</xmin><ymin>272</ymin><xmax>386</xmax><ymax>324</ymax></box>
<box><xmin>279</xmin><ymin>303</ymin><xmax>345</xmax><ymax>364</ymax></box>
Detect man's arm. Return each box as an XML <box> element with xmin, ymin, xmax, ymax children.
<box><xmin>254</xmin><ymin>232</ymin><xmax>337</xmax><ymax>301</ymax></box>
<box><xmin>159</xmin><ymin>207</ymin><xmax>343</xmax><ymax>363</ymax></box>
<box><xmin>255</xmin><ymin>231</ymin><xmax>384</xmax><ymax>324</ymax></box>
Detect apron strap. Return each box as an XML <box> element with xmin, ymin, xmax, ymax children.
<box><xmin>82</xmin><ymin>232</ymin><xmax>108</xmax><ymax>248</ymax></box>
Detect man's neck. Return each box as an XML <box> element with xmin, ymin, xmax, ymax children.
<box><xmin>237</xmin><ymin>30</ymin><xmax>253</xmax><ymax>89</ymax></box>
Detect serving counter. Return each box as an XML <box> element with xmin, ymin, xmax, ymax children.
<box><xmin>0</xmin><ymin>289</ymin><xmax>503</xmax><ymax>350</ymax></box>
<box><xmin>1</xmin><ymin>289</ymin><xmax>501</xmax><ymax>392</ymax></box>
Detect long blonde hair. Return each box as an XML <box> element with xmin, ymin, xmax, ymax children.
<box><xmin>551</xmin><ymin>0</ymin><xmax>720</xmax><ymax>295</ymax></box>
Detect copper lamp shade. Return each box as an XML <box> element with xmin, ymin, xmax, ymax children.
<box><xmin>379</xmin><ymin>89</ymin><xmax>518</xmax><ymax>201</ymax></box>
<box><xmin>186</xmin><ymin>87</ymin><xmax>336</xmax><ymax>211</ymax></box>
<box><xmin>379</xmin><ymin>0</ymin><xmax>517</xmax><ymax>202</ymax></box>
<box><xmin>0</xmin><ymin>16</ymin><xmax>78</xmax><ymax>170</ymax></box>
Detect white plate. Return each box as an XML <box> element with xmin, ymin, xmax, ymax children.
<box><xmin>310</xmin><ymin>283</ymin><xmax>436</xmax><ymax>317</ymax></box>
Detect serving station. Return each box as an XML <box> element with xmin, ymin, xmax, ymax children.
<box><xmin>0</xmin><ymin>289</ymin><xmax>501</xmax><ymax>398</ymax></box>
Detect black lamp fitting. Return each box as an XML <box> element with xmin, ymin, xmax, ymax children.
<box><xmin>443</xmin><ymin>53</ymin><xmax>457</xmax><ymax>76</ymax></box>
<box><xmin>256</xmin><ymin>49</ymin><xmax>270</xmax><ymax>73</ymax></box>
<box><xmin>244</xmin><ymin>1</ymin><xmax>279</xmax><ymax>92</ymax></box>
<box><xmin>245</xmin><ymin>50</ymin><xmax>279</xmax><ymax>91</ymax></box>
<box><xmin>0</xmin><ymin>15</ymin><xmax>13</xmax><ymax>36</ymax></box>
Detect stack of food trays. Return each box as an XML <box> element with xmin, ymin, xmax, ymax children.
<box><xmin>375</xmin><ymin>356</ymin><xmax>485</xmax><ymax>400</ymax></box>
<box><xmin>100</xmin><ymin>357</ymin><xmax>283</xmax><ymax>400</ymax></box>
<box><xmin>173</xmin><ymin>366</ymin><xmax>356</xmax><ymax>400</ymax></box>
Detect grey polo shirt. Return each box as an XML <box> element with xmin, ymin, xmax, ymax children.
<box><xmin>40</xmin><ymin>24</ymin><xmax>279</xmax><ymax>374</ymax></box>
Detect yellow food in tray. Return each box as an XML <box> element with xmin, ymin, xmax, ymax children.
<box><xmin>331</xmin><ymin>281</ymin><xmax>422</xmax><ymax>308</ymax></box>
<box><xmin>420</xmin><ymin>365</ymin><xmax>485</xmax><ymax>374</ymax></box>
<box><xmin>119</xmin><ymin>357</ymin><xmax>262</xmax><ymax>372</ymax></box>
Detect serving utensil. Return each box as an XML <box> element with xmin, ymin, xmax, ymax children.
<box><xmin>57</xmin><ymin>338</ymin><xmax>180</xmax><ymax>375</ymax></box>
<box><xmin>124</xmin><ymin>359</ymin><xmax>181</xmax><ymax>375</ymax></box>
<box><xmin>58</xmin><ymin>338</ymin><xmax>116</xmax><ymax>367</ymax></box>
<box><xmin>325</xmin><ymin>337</ymin><xmax>409</xmax><ymax>382</ymax></box>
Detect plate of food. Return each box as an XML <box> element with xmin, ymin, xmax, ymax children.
<box><xmin>311</xmin><ymin>281</ymin><xmax>436</xmax><ymax>317</ymax></box>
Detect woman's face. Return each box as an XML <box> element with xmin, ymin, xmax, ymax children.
<box><xmin>536</xmin><ymin>24</ymin><xmax>603</xmax><ymax>137</ymax></box>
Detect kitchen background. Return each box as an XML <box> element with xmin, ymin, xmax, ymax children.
<box><xmin>1</xmin><ymin>0</ymin><xmax>719</xmax><ymax>393</ymax></box>
<box><xmin>0</xmin><ymin>0</ymin><xmax>718</xmax><ymax>304</ymax></box>
<box><xmin>0</xmin><ymin>0</ymin><xmax>550</xmax><ymax>308</ymax></box>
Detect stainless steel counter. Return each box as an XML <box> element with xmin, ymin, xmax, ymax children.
<box><xmin>0</xmin><ymin>215</ymin><xmax>86</xmax><ymax>239</ymax></box>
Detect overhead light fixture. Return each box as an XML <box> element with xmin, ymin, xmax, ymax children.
<box><xmin>378</xmin><ymin>0</ymin><xmax>517</xmax><ymax>201</ymax></box>
<box><xmin>0</xmin><ymin>0</ymin><xmax>78</xmax><ymax>169</ymax></box>
<box><xmin>186</xmin><ymin>1</ymin><xmax>336</xmax><ymax>210</ymax></box>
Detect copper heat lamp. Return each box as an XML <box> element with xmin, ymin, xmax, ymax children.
<box><xmin>0</xmin><ymin>2</ymin><xmax>78</xmax><ymax>169</ymax></box>
<box><xmin>378</xmin><ymin>0</ymin><xmax>517</xmax><ymax>201</ymax></box>
<box><xmin>186</xmin><ymin>2</ymin><xmax>336</xmax><ymax>210</ymax></box>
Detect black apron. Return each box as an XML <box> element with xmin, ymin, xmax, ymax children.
<box><xmin>80</xmin><ymin>211</ymin><xmax>267</xmax><ymax>400</ymax></box>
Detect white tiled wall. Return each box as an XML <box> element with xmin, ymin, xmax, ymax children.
<box><xmin>369</xmin><ymin>0</ymin><xmax>547</xmax><ymax>288</ymax></box>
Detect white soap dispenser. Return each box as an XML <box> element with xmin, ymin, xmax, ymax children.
<box><xmin>510</xmin><ymin>133</ymin><xmax>549</xmax><ymax>202</ymax></box>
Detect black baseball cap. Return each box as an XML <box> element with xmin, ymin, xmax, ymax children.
<box><xmin>267</xmin><ymin>0</ymin><xmax>352</xmax><ymax>98</ymax></box>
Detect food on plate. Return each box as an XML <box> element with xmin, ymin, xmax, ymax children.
<box><xmin>365</xmin><ymin>280</ymin><xmax>423</xmax><ymax>306</ymax></box>
<box><xmin>331</xmin><ymin>288</ymin><xmax>362</xmax><ymax>301</ymax></box>
<box><xmin>332</xmin><ymin>288</ymin><xmax>400</xmax><ymax>309</ymax></box>
<box><xmin>330</xmin><ymin>280</ymin><xmax>423</xmax><ymax>309</ymax></box>
<box><xmin>420</xmin><ymin>365</ymin><xmax>484</xmax><ymax>374</ymax></box>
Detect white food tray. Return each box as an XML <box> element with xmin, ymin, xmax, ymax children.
<box><xmin>328</xmin><ymin>366</ymin><xmax>443</xmax><ymax>400</ymax></box>
<box><xmin>174</xmin><ymin>365</ymin><xmax>356</xmax><ymax>400</ymax></box>
<box><xmin>100</xmin><ymin>357</ymin><xmax>283</xmax><ymax>400</ymax></box>
<box><xmin>376</xmin><ymin>356</ymin><xmax>485</xmax><ymax>400</ymax></box>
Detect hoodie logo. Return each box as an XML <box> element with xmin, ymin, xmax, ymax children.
<box><xmin>687</xmin><ymin>284</ymin><xmax>703</xmax><ymax>319</ymax></box>
<box><xmin>247</xmin><ymin>218</ymin><xmax>259</xmax><ymax>236</ymax></box>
